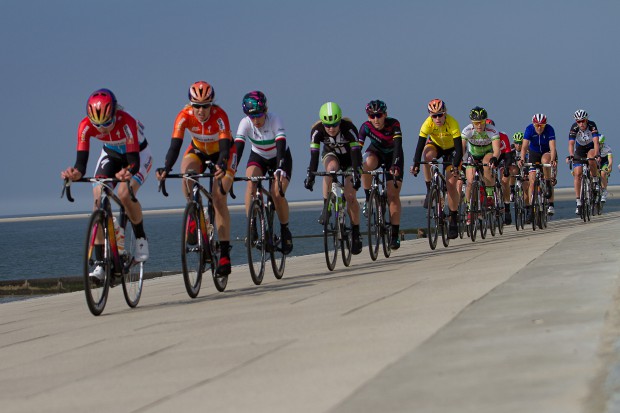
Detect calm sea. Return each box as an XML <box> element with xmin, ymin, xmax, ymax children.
<box><xmin>1</xmin><ymin>199</ymin><xmax>618</xmax><ymax>282</ymax></box>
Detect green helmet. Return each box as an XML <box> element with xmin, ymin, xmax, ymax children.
<box><xmin>319</xmin><ymin>102</ymin><xmax>342</xmax><ymax>125</ymax></box>
<box><xmin>599</xmin><ymin>134</ymin><xmax>606</xmax><ymax>144</ymax></box>
<box><xmin>469</xmin><ymin>106</ymin><xmax>488</xmax><ymax>121</ymax></box>
<box><xmin>513</xmin><ymin>132</ymin><xmax>524</xmax><ymax>143</ymax></box>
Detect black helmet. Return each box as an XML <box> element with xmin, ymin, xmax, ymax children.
<box><xmin>469</xmin><ymin>106</ymin><xmax>488</xmax><ymax>121</ymax></box>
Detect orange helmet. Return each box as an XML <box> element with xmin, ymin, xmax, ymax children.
<box><xmin>188</xmin><ymin>81</ymin><xmax>214</xmax><ymax>104</ymax></box>
<box><xmin>86</xmin><ymin>88</ymin><xmax>117</xmax><ymax>127</ymax></box>
<box><xmin>427</xmin><ymin>99</ymin><xmax>446</xmax><ymax>114</ymax></box>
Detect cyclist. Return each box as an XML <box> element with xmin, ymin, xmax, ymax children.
<box><xmin>156</xmin><ymin>81</ymin><xmax>237</xmax><ymax>277</ymax></box>
<box><xmin>304</xmin><ymin>102</ymin><xmax>363</xmax><ymax>255</ymax></box>
<box><xmin>485</xmin><ymin>119</ymin><xmax>513</xmax><ymax>225</ymax></box>
<box><xmin>566</xmin><ymin>109</ymin><xmax>601</xmax><ymax>215</ymax></box>
<box><xmin>234</xmin><ymin>91</ymin><xmax>293</xmax><ymax>254</ymax></box>
<box><xmin>61</xmin><ymin>88</ymin><xmax>152</xmax><ymax>279</ymax></box>
<box><xmin>599</xmin><ymin>135</ymin><xmax>612</xmax><ymax>202</ymax></box>
<box><xmin>519</xmin><ymin>114</ymin><xmax>557</xmax><ymax>218</ymax></box>
<box><xmin>461</xmin><ymin>106</ymin><xmax>501</xmax><ymax>222</ymax></box>
<box><xmin>411</xmin><ymin>99</ymin><xmax>463</xmax><ymax>239</ymax></box>
<box><xmin>510</xmin><ymin>132</ymin><xmax>531</xmax><ymax>219</ymax></box>
<box><xmin>358</xmin><ymin>99</ymin><xmax>404</xmax><ymax>250</ymax></box>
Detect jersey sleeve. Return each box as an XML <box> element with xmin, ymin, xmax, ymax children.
<box><xmin>419</xmin><ymin>117</ymin><xmax>433</xmax><ymax>137</ymax></box>
<box><xmin>76</xmin><ymin>118</ymin><xmax>92</xmax><ymax>151</ymax></box>
<box><xmin>235</xmin><ymin>117</ymin><xmax>251</xmax><ymax>144</ymax></box>
<box><xmin>171</xmin><ymin>110</ymin><xmax>188</xmax><ymax>139</ymax></box>
<box><xmin>214</xmin><ymin>108</ymin><xmax>232</xmax><ymax>140</ymax></box>
<box><xmin>446</xmin><ymin>116</ymin><xmax>461</xmax><ymax>138</ymax></box>
<box><xmin>523</xmin><ymin>124</ymin><xmax>534</xmax><ymax>141</ymax></box>
<box><xmin>272</xmin><ymin>113</ymin><xmax>286</xmax><ymax>141</ymax></box>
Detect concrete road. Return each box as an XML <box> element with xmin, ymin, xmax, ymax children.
<box><xmin>1</xmin><ymin>212</ymin><xmax>619</xmax><ymax>413</ymax></box>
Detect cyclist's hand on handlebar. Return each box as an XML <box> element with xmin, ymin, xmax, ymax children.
<box><xmin>410</xmin><ymin>163</ymin><xmax>420</xmax><ymax>177</ymax></box>
<box><xmin>155</xmin><ymin>167</ymin><xmax>168</xmax><ymax>181</ymax></box>
<box><xmin>304</xmin><ymin>175</ymin><xmax>315</xmax><ymax>191</ymax></box>
<box><xmin>566</xmin><ymin>155</ymin><xmax>573</xmax><ymax>164</ymax></box>
<box><xmin>503</xmin><ymin>167</ymin><xmax>510</xmax><ymax>177</ymax></box>
<box><xmin>61</xmin><ymin>167</ymin><xmax>82</xmax><ymax>181</ymax></box>
<box><xmin>488</xmin><ymin>156</ymin><xmax>498</xmax><ymax>167</ymax></box>
<box><xmin>274</xmin><ymin>169</ymin><xmax>287</xmax><ymax>181</ymax></box>
<box><xmin>352</xmin><ymin>171</ymin><xmax>362</xmax><ymax>191</ymax></box>
<box><xmin>115</xmin><ymin>167</ymin><xmax>132</xmax><ymax>182</ymax></box>
<box><xmin>215</xmin><ymin>161</ymin><xmax>227</xmax><ymax>179</ymax></box>
<box><xmin>389</xmin><ymin>165</ymin><xmax>401</xmax><ymax>177</ymax></box>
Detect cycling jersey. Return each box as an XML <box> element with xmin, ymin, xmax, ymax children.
<box><xmin>600</xmin><ymin>142</ymin><xmax>612</xmax><ymax>157</ymax></box>
<box><xmin>308</xmin><ymin>118</ymin><xmax>360</xmax><ymax>174</ymax></box>
<box><xmin>358</xmin><ymin>117</ymin><xmax>403</xmax><ymax>155</ymax></box>
<box><xmin>419</xmin><ymin>114</ymin><xmax>461</xmax><ymax>150</ymax></box>
<box><xmin>77</xmin><ymin>109</ymin><xmax>145</xmax><ymax>155</ymax></box>
<box><xmin>569</xmin><ymin>120</ymin><xmax>600</xmax><ymax>147</ymax></box>
<box><xmin>461</xmin><ymin>124</ymin><xmax>499</xmax><ymax>158</ymax></box>
<box><xmin>171</xmin><ymin>104</ymin><xmax>232</xmax><ymax>155</ymax></box>
<box><xmin>235</xmin><ymin>112</ymin><xmax>287</xmax><ymax>160</ymax></box>
<box><xmin>523</xmin><ymin>123</ymin><xmax>555</xmax><ymax>154</ymax></box>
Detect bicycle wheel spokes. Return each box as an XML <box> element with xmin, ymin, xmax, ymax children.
<box><xmin>427</xmin><ymin>187</ymin><xmax>439</xmax><ymax>250</ymax></box>
<box><xmin>457</xmin><ymin>193</ymin><xmax>466</xmax><ymax>239</ymax></box>
<box><xmin>121</xmin><ymin>223</ymin><xmax>143</xmax><ymax>308</ymax></box>
<box><xmin>323</xmin><ymin>194</ymin><xmax>338</xmax><ymax>271</ymax></box>
<box><xmin>381</xmin><ymin>196</ymin><xmax>392</xmax><ymax>258</ymax></box>
<box><xmin>440</xmin><ymin>191</ymin><xmax>450</xmax><ymax>248</ymax></box>
<box><xmin>181</xmin><ymin>203</ymin><xmax>203</xmax><ymax>298</ymax></box>
<box><xmin>268</xmin><ymin>204</ymin><xmax>286</xmax><ymax>279</ymax></box>
<box><xmin>341</xmin><ymin>206</ymin><xmax>352</xmax><ymax>267</ymax></box>
<box><xmin>367</xmin><ymin>192</ymin><xmax>380</xmax><ymax>261</ymax></box>
<box><xmin>83</xmin><ymin>210</ymin><xmax>111</xmax><ymax>316</ymax></box>
<box><xmin>247</xmin><ymin>201</ymin><xmax>266</xmax><ymax>285</ymax></box>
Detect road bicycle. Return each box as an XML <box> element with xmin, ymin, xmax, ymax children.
<box><xmin>62</xmin><ymin>178</ymin><xmax>144</xmax><ymax>316</ymax></box>
<box><xmin>365</xmin><ymin>165</ymin><xmax>395</xmax><ymax>261</ymax></box>
<box><xmin>523</xmin><ymin>163</ymin><xmax>551</xmax><ymax>230</ymax></box>
<box><xmin>570</xmin><ymin>157</ymin><xmax>600</xmax><ymax>222</ymax></box>
<box><xmin>512</xmin><ymin>168</ymin><xmax>527</xmax><ymax>231</ymax></box>
<box><xmin>158</xmin><ymin>162</ymin><xmax>228</xmax><ymax>298</ymax></box>
<box><xmin>457</xmin><ymin>168</ymin><xmax>468</xmax><ymax>239</ymax></box>
<box><xmin>462</xmin><ymin>160</ymin><xmax>492</xmax><ymax>242</ymax></box>
<box><xmin>419</xmin><ymin>160</ymin><xmax>451</xmax><ymax>249</ymax></box>
<box><xmin>489</xmin><ymin>167</ymin><xmax>505</xmax><ymax>236</ymax></box>
<box><xmin>311</xmin><ymin>170</ymin><xmax>354</xmax><ymax>271</ymax></box>
<box><xmin>235</xmin><ymin>172</ymin><xmax>286</xmax><ymax>284</ymax></box>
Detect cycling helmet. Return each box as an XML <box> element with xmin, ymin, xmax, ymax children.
<box><xmin>599</xmin><ymin>134</ymin><xmax>606</xmax><ymax>144</ymax></box>
<box><xmin>469</xmin><ymin>106</ymin><xmax>487</xmax><ymax>121</ymax></box>
<box><xmin>574</xmin><ymin>109</ymin><xmax>588</xmax><ymax>120</ymax></box>
<box><xmin>427</xmin><ymin>99</ymin><xmax>446</xmax><ymax>114</ymax></box>
<box><xmin>532</xmin><ymin>113</ymin><xmax>547</xmax><ymax>124</ymax></box>
<box><xmin>513</xmin><ymin>132</ymin><xmax>524</xmax><ymax>143</ymax></box>
<box><xmin>365</xmin><ymin>99</ymin><xmax>387</xmax><ymax>115</ymax></box>
<box><xmin>319</xmin><ymin>102</ymin><xmax>342</xmax><ymax>125</ymax></box>
<box><xmin>485</xmin><ymin>119</ymin><xmax>495</xmax><ymax>126</ymax></box>
<box><xmin>86</xmin><ymin>88</ymin><xmax>117</xmax><ymax>126</ymax></box>
<box><xmin>188</xmin><ymin>81</ymin><xmax>214</xmax><ymax>104</ymax></box>
<box><xmin>242</xmin><ymin>91</ymin><xmax>267</xmax><ymax>116</ymax></box>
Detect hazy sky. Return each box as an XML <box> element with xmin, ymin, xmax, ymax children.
<box><xmin>2</xmin><ymin>0</ymin><xmax>619</xmax><ymax>216</ymax></box>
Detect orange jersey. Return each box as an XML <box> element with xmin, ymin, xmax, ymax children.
<box><xmin>171</xmin><ymin>104</ymin><xmax>232</xmax><ymax>155</ymax></box>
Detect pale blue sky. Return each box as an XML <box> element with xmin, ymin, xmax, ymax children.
<box><xmin>1</xmin><ymin>0</ymin><xmax>619</xmax><ymax>216</ymax></box>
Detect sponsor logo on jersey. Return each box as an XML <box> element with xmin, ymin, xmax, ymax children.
<box><xmin>217</xmin><ymin>118</ymin><xmax>226</xmax><ymax>131</ymax></box>
<box><xmin>176</xmin><ymin>118</ymin><xmax>186</xmax><ymax>130</ymax></box>
<box><xmin>192</xmin><ymin>127</ymin><xmax>200</xmax><ymax>132</ymax></box>
<box><xmin>124</xmin><ymin>125</ymin><xmax>134</xmax><ymax>145</ymax></box>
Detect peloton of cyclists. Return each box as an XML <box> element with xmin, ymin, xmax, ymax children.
<box><xmin>156</xmin><ymin>81</ymin><xmax>237</xmax><ymax>278</ymax></box>
<box><xmin>411</xmin><ymin>99</ymin><xmax>463</xmax><ymax>239</ymax></box>
<box><xmin>358</xmin><ymin>100</ymin><xmax>404</xmax><ymax>250</ymax></box>
<box><xmin>234</xmin><ymin>91</ymin><xmax>293</xmax><ymax>254</ymax></box>
<box><xmin>61</xmin><ymin>88</ymin><xmax>153</xmax><ymax>280</ymax></box>
<box><xmin>519</xmin><ymin>113</ymin><xmax>557</xmax><ymax>221</ymax></box>
<box><xmin>566</xmin><ymin>109</ymin><xmax>601</xmax><ymax>215</ymax></box>
<box><xmin>303</xmin><ymin>102</ymin><xmax>364</xmax><ymax>255</ymax></box>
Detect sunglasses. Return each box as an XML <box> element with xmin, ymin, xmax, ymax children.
<box><xmin>431</xmin><ymin>113</ymin><xmax>445</xmax><ymax>119</ymax></box>
<box><xmin>576</xmin><ymin>119</ymin><xmax>587</xmax><ymax>124</ymax></box>
<box><xmin>534</xmin><ymin>123</ymin><xmax>546</xmax><ymax>128</ymax></box>
<box><xmin>249</xmin><ymin>112</ymin><xmax>266</xmax><ymax>119</ymax></box>
<box><xmin>368</xmin><ymin>113</ymin><xmax>384</xmax><ymax>119</ymax></box>
<box><xmin>323</xmin><ymin>122</ymin><xmax>340</xmax><ymax>128</ymax></box>
<box><xmin>472</xmin><ymin>120</ymin><xmax>486</xmax><ymax>125</ymax></box>
<box><xmin>93</xmin><ymin>118</ymin><xmax>115</xmax><ymax>128</ymax></box>
<box><xmin>192</xmin><ymin>103</ymin><xmax>212</xmax><ymax>109</ymax></box>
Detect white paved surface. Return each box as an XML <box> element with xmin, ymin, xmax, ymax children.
<box><xmin>1</xmin><ymin>213</ymin><xmax>619</xmax><ymax>413</ymax></box>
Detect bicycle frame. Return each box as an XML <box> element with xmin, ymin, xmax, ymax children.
<box><xmin>365</xmin><ymin>164</ymin><xmax>396</xmax><ymax>260</ymax></box>
<box><xmin>419</xmin><ymin>160</ymin><xmax>451</xmax><ymax>249</ymax></box>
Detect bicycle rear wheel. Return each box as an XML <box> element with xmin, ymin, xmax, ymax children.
<box><xmin>496</xmin><ymin>185</ymin><xmax>505</xmax><ymax>235</ymax></box>
<box><xmin>207</xmin><ymin>206</ymin><xmax>228</xmax><ymax>292</ymax></box>
<box><xmin>83</xmin><ymin>210</ymin><xmax>111</xmax><ymax>316</ymax></box>
<box><xmin>367</xmin><ymin>191</ymin><xmax>380</xmax><ymax>261</ymax></box>
<box><xmin>515</xmin><ymin>186</ymin><xmax>524</xmax><ymax>231</ymax></box>
<box><xmin>440</xmin><ymin>191</ymin><xmax>450</xmax><ymax>248</ymax></box>
<box><xmin>323</xmin><ymin>193</ymin><xmax>338</xmax><ymax>271</ymax></box>
<box><xmin>340</xmin><ymin>203</ymin><xmax>352</xmax><ymax>267</ymax></box>
<box><xmin>121</xmin><ymin>222</ymin><xmax>143</xmax><ymax>308</ymax></box>
<box><xmin>381</xmin><ymin>196</ymin><xmax>392</xmax><ymax>258</ymax></box>
<box><xmin>457</xmin><ymin>191</ymin><xmax>466</xmax><ymax>239</ymax></box>
<box><xmin>427</xmin><ymin>186</ymin><xmax>439</xmax><ymax>250</ymax></box>
<box><xmin>247</xmin><ymin>200</ymin><xmax>266</xmax><ymax>285</ymax></box>
<box><xmin>580</xmin><ymin>178</ymin><xmax>589</xmax><ymax>222</ymax></box>
<box><xmin>479</xmin><ymin>187</ymin><xmax>488</xmax><ymax>239</ymax></box>
<box><xmin>181</xmin><ymin>202</ymin><xmax>203</xmax><ymax>298</ymax></box>
<box><xmin>268</xmin><ymin>203</ymin><xmax>286</xmax><ymax>279</ymax></box>
<box><xmin>468</xmin><ymin>182</ymin><xmax>478</xmax><ymax>242</ymax></box>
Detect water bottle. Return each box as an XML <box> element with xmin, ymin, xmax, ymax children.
<box><xmin>113</xmin><ymin>216</ymin><xmax>125</xmax><ymax>252</ymax></box>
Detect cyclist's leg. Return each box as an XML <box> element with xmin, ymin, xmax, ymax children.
<box><xmin>362</xmin><ymin>150</ymin><xmax>379</xmax><ymax>208</ymax></box>
<box><xmin>271</xmin><ymin>151</ymin><xmax>293</xmax><ymax>254</ymax></box>
<box><xmin>244</xmin><ymin>156</ymin><xmax>263</xmax><ymax>216</ymax></box>
<box><xmin>588</xmin><ymin>148</ymin><xmax>599</xmax><ymax>178</ymax></box>
<box><xmin>180</xmin><ymin>148</ymin><xmax>204</xmax><ymax>201</ymax></box>
<box><xmin>422</xmin><ymin>144</ymin><xmax>439</xmax><ymax>207</ymax></box>
<box><xmin>320</xmin><ymin>153</ymin><xmax>340</xmax><ymax>222</ymax></box>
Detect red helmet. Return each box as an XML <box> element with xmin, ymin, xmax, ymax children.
<box><xmin>532</xmin><ymin>113</ymin><xmax>547</xmax><ymax>124</ymax></box>
<box><xmin>188</xmin><ymin>81</ymin><xmax>214</xmax><ymax>104</ymax></box>
<box><xmin>86</xmin><ymin>88</ymin><xmax>117</xmax><ymax>126</ymax></box>
<box><xmin>485</xmin><ymin>119</ymin><xmax>495</xmax><ymax>126</ymax></box>
<box><xmin>427</xmin><ymin>99</ymin><xmax>446</xmax><ymax>114</ymax></box>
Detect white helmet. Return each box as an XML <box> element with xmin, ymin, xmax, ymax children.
<box><xmin>574</xmin><ymin>109</ymin><xmax>588</xmax><ymax>120</ymax></box>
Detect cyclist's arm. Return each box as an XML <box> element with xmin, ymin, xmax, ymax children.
<box><xmin>413</xmin><ymin>135</ymin><xmax>426</xmax><ymax>164</ymax></box>
<box><xmin>568</xmin><ymin>139</ymin><xmax>575</xmax><ymax>158</ymax></box>
<box><xmin>275</xmin><ymin>137</ymin><xmax>286</xmax><ymax>172</ymax></box>
<box><xmin>391</xmin><ymin>135</ymin><xmax>402</xmax><ymax>164</ymax></box>
<box><xmin>350</xmin><ymin>141</ymin><xmax>362</xmax><ymax>171</ymax></box>
<box><xmin>217</xmin><ymin>138</ymin><xmax>231</xmax><ymax>167</ymax></box>
<box><xmin>549</xmin><ymin>139</ymin><xmax>557</xmax><ymax>163</ymax></box>
<box><xmin>452</xmin><ymin>136</ymin><xmax>463</xmax><ymax>166</ymax></box>
<box><xmin>234</xmin><ymin>137</ymin><xmax>246</xmax><ymax>163</ymax></box>
<box><xmin>164</xmin><ymin>138</ymin><xmax>183</xmax><ymax>173</ymax></box>
<box><xmin>74</xmin><ymin>150</ymin><xmax>89</xmax><ymax>177</ymax></box>
<box><xmin>593</xmin><ymin>136</ymin><xmax>600</xmax><ymax>157</ymax></box>
<box><xmin>308</xmin><ymin>143</ymin><xmax>320</xmax><ymax>173</ymax></box>
<box><xmin>126</xmin><ymin>152</ymin><xmax>140</xmax><ymax>175</ymax></box>
<box><xmin>491</xmin><ymin>139</ymin><xmax>501</xmax><ymax>159</ymax></box>
<box><xmin>521</xmin><ymin>139</ymin><xmax>530</xmax><ymax>161</ymax></box>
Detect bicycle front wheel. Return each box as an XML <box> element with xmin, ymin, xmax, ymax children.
<box><xmin>340</xmin><ymin>202</ymin><xmax>352</xmax><ymax>267</ymax></box>
<box><xmin>427</xmin><ymin>187</ymin><xmax>439</xmax><ymax>250</ymax></box>
<box><xmin>367</xmin><ymin>191</ymin><xmax>380</xmax><ymax>261</ymax></box>
<box><xmin>181</xmin><ymin>202</ymin><xmax>203</xmax><ymax>298</ymax></box>
<box><xmin>440</xmin><ymin>190</ymin><xmax>450</xmax><ymax>248</ymax></box>
<box><xmin>323</xmin><ymin>193</ymin><xmax>338</xmax><ymax>271</ymax></box>
<box><xmin>496</xmin><ymin>185</ymin><xmax>505</xmax><ymax>235</ymax></box>
<box><xmin>457</xmin><ymin>192</ymin><xmax>466</xmax><ymax>239</ymax></box>
<box><xmin>381</xmin><ymin>196</ymin><xmax>392</xmax><ymax>258</ymax></box>
<box><xmin>515</xmin><ymin>186</ymin><xmax>524</xmax><ymax>231</ymax></box>
<box><xmin>247</xmin><ymin>200</ymin><xmax>266</xmax><ymax>285</ymax></box>
<box><xmin>83</xmin><ymin>210</ymin><xmax>111</xmax><ymax>316</ymax></box>
<box><xmin>121</xmin><ymin>223</ymin><xmax>143</xmax><ymax>308</ymax></box>
<box><xmin>468</xmin><ymin>183</ymin><xmax>478</xmax><ymax>242</ymax></box>
<box><xmin>268</xmin><ymin>204</ymin><xmax>286</xmax><ymax>279</ymax></box>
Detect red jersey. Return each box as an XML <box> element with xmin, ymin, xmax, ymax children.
<box><xmin>499</xmin><ymin>132</ymin><xmax>511</xmax><ymax>154</ymax></box>
<box><xmin>172</xmin><ymin>104</ymin><xmax>232</xmax><ymax>155</ymax></box>
<box><xmin>76</xmin><ymin>110</ymin><xmax>143</xmax><ymax>155</ymax></box>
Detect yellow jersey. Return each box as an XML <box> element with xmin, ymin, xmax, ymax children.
<box><xmin>419</xmin><ymin>114</ymin><xmax>461</xmax><ymax>150</ymax></box>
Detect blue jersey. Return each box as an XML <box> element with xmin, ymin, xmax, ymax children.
<box><xmin>524</xmin><ymin>123</ymin><xmax>555</xmax><ymax>154</ymax></box>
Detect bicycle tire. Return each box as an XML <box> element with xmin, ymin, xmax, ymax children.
<box><xmin>83</xmin><ymin>210</ymin><xmax>111</xmax><ymax>316</ymax></box>
<box><xmin>440</xmin><ymin>188</ymin><xmax>450</xmax><ymax>248</ymax></box>
<box><xmin>247</xmin><ymin>200</ymin><xmax>266</xmax><ymax>285</ymax></box>
<box><xmin>323</xmin><ymin>192</ymin><xmax>338</xmax><ymax>271</ymax></box>
<box><xmin>340</xmin><ymin>202</ymin><xmax>352</xmax><ymax>267</ymax></box>
<box><xmin>381</xmin><ymin>195</ymin><xmax>392</xmax><ymax>258</ymax></box>
<box><xmin>121</xmin><ymin>222</ymin><xmax>143</xmax><ymax>308</ymax></box>
<box><xmin>457</xmin><ymin>191</ymin><xmax>466</xmax><ymax>239</ymax></box>
<box><xmin>181</xmin><ymin>202</ymin><xmax>203</xmax><ymax>298</ymax></box>
<box><xmin>515</xmin><ymin>185</ymin><xmax>524</xmax><ymax>231</ymax></box>
<box><xmin>531</xmin><ymin>182</ymin><xmax>539</xmax><ymax>231</ymax></box>
<box><xmin>469</xmin><ymin>182</ymin><xmax>478</xmax><ymax>242</ymax></box>
<box><xmin>207</xmin><ymin>203</ymin><xmax>228</xmax><ymax>292</ymax></box>
<box><xmin>427</xmin><ymin>186</ymin><xmax>439</xmax><ymax>250</ymax></box>
<box><xmin>580</xmin><ymin>177</ymin><xmax>588</xmax><ymax>222</ymax></box>
<box><xmin>267</xmin><ymin>203</ymin><xmax>286</xmax><ymax>279</ymax></box>
<box><xmin>496</xmin><ymin>185</ymin><xmax>505</xmax><ymax>235</ymax></box>
<box><xmin>367</xmin><ymin>190</ymin><xmax>380</xmax><ymax>261</ymax></box>
<box><xmin>488</xmin><ymin>189</ymin><xmax>496</xmax><ymax>237</ymax></box>
<box><xmin>479</xmin><ymin>186</ymin><xmax>488</xmax><ymax>240</ymax></box>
